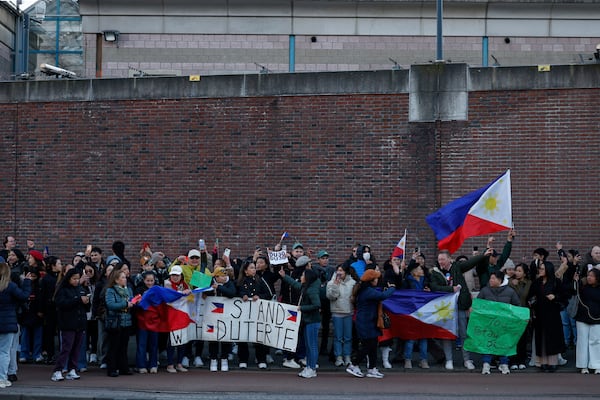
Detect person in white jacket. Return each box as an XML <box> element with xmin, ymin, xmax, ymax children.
<box><xmin>326</xmin><ymin>264</ymin><xmax>356</xmax><ymax>367</ymax></box>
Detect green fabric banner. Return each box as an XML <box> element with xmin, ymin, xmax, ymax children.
<box><xmin>463</xmin><ymin>298</ymin><xmax>529</xmax><ymax>356</ymax></box>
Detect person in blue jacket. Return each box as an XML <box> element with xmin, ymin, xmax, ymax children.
<box><xmin>346</xmin><ymin>268</ymin><xmax>395</xmax><ymax>379</ymax></box>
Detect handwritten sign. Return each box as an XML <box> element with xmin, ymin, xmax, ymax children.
<box><xmin>170</xmin><ymin>296</ymin><xmax>301</xmax><ymax>352</ymax></box>
<box><xmin>268</xmin><ymin>250</ymin><xmax>289</xmax><ymax>266</ymax></box>
<box><xmin>463</xmin><ymin>298</ymin><xmax>529</xmax><ymax>356</ymax></box>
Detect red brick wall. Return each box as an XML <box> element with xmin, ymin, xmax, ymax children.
<box><xmin>1</xmin><ymin>89</ymin><xmax>598</xmax><ymax>265</ymax></box>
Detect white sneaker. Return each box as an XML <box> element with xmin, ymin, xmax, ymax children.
<box><xmin>239</xmin><ymin>362</ymin><xmax>247</xmax><ymax>369</ymax></box>
<box><xmin>499</xmin><ymin>364</ymin><xmax>510</xmax><ymax>375</ymax></box>
<box><xmin>258</xmin><ymin>362</ymin><xmax>267</xmax><ymax>369</ymax></box>
<box><xmin>383</xmin><ymin>359</ymin><xmax>392</xmax><ymax>369</ymax></box>
<box><xmin>510</xmin><ymin>364</ymin><xmax>518</xmax><ymax>370</ymax></box>
<box><xmin>595</xmin><ymin>369</ymin><xmax>600</xmax><ymax>375</ymax></box>
<box><xmin>193</xmin><ymin>356</ymin><xmax>203</xmax><ymax>367</ymax></box>
<box><xmin>558</xmin><ymin>354</ymin><xmax>568</xmax><ymax>366</ymax></box>
<box><xmin>481</xmin><ymin>363</ymin><xmax>491</xmax><ymax>375</ymax></box>
<box><xmin>100</xmin><ymin>363</ymin><xmax>107</xmax><ymax>369</ymax></box>
<box><xmin>282</xmin><ymin>359</ymin><xmax>301</xmax><ymax>369</ymax></box>
<box><xmin>298</xmin><ymin>358</ymin><xmax>307</xmax><ymax>367</ymax></box>
<box><xmin>445</xmin><ymin>360</ymin><xmax>454</xmax><ymax>370</ymax></box>
<box><xmin>300</xmin><ymin>367</ymin><xmax>317</xmax><ymax>378</ymax></box>
<box><xmin>266</xmin><ymin>354</ymin><xmax>274</xmax><ymax>364</ymax></box>
<box><xmin>518</xmin><ymin>364</ymin><xmax>527</xmax><ymax>370</ymax></box>
<box><xmin>346</xmin><ymin>364</ymin><xmax>364</xmax><ymax>378</ymax></box>
<box><xmin>334</xmin><ymin>356</ymin><xmax>344</xmax><ymax>367</ymax></box>
<box><xmin>89</xmin><ymin>353</ymin><xmax>97</xmax><ymax>364</ymax></box>
<box><xmin>181</xmin><ymin>356</ymin><xmax>190</xmax><ymax>368</ymax></box>
<box><xmin>149</xmin><ymin>367</ymin><xmax>158</xmax><ymax>374</ymax></box>
<box><xmin>404</xmin><ymin>359</ymin><xmax>412</xmax><ymax>369</ymax></box>
<box><xmin>0</xmin><ymin>380</ymin><xmax>12</xmax><ymax>388</ymax></box>
<box><xmin>51</xmin><ymin>371</ymin><xmax>65</xmax><ymax>382</ymax></box>
<box><xmin>221</xmin><ymin>359</ymin><xmax>229</xmax><ymax>372</ymax></box>
<box><xmin>419</xmin><ymin>359</ymin><xmax>430</xmax><ymax>369</ymax></box>
<box><xmin>138</xmin><ymin>368</ymin><xmax>148</xmax><ymax>374</ymax></box>
<box><xmin>344</xmin><ymin>356</ymin><xmax>352</xmax><ymax>366</ymax></box>
<box><xmin>298</xmin><ymin>367</ymin><xmax>307</xmax><ymax>377</ymax></box>
<box><xmin>464</xmin><ymin>360</ymin><xmax>475</xmax><ymax>370</ymax></box>
<box><xmin>210</xmin><ymin>359</ymin><xmax>218</xmax><ymax>372</ymax></box>
<box><xmin>581</xmin><ymin>368</ymin><xmax>590</xmax><ymax>374</ymax></box>
<box><xmin>366</xmin><ymin>367</ymin><xmax>384</xmax><ymax>378</ymax></box>
<box><xmin>65</xmin><ymin>369</ymin><xmax>80</xmax><ymax>380</ymax></box>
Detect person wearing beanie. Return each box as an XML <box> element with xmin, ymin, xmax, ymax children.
<box><xmin>346</xmin><ymin>268</ymin><xmax>395</xmax><ymax>379</ymax></box>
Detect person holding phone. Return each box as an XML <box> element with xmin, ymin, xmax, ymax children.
<box><xmin>326</xmin><ymin>264</ymin><xmax>356</xmax><ymax>367</ymax></box>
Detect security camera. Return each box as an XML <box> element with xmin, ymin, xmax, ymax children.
<box><xmin>39</xmin><ymin>63</ymin><xmax>76</xmax><ymax>79</ymax></box>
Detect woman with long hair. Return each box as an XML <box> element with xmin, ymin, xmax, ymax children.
<box><xmin>574</xmin><ymin>268</ymin><xmax>600</xmax><ymax>374</ymax></box>
<box><xmin>51</xmin><ymin>269</ymin><xmax>90</xmax><ymax>382</ymax></box>
<box><xmin>104</xmin><ymin>269</ymin><xmax>134</xmax><ymax>377</ymax></box>
<box><xmin>509</xmin><ymin>262</ymin><xmax>532</xmax><ymax>369</ymax></box>
<box><xmin>0</xmin><ymin>262</ymin><xmax>31</xmax><ymax>389</ymax></box>
<box><xmin>279</xmin><ymin>266</ymin><xmax>321</xmax><ymax>378</ymax></box>
<box><xmin>528</xmin><ymin>261</ymin><xmax>566</xmax><ymax>372</ymax></box>
<box><xmin>346</xmin><ymin>268</ymin><xmax>395</xmax><ymax>379</ymax></box>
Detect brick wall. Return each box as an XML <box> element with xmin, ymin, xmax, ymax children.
<box><xmin>1</xmin><ymin>88</ymin><xmax>599</xmax><ymax>266</ymax></box>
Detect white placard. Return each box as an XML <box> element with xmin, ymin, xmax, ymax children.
<box><xmin>268</xmin><ymin>249</ymin><xmax>289</xmax><ymax>265</ymax></box>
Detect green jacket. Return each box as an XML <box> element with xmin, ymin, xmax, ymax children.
<box><xmin>282</xmin><ymin>275</ymin><xmax>321</xmax><ymax>325</ymax></box>
<box><xmin>430</xmin><ymin>254</ymin><xmax>488</xmax><ymax>310</ymax></box>
<box><xmin>476</xmin><ymin>240</ymin><xmax>512</xmax><ymax>288</ymax></box>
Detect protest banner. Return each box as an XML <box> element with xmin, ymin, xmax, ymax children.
<box><xmin>463</xmin><ymin>298</ymin><xmax>529</xmax><ymax>356</ymax></box>
<box><xmin>170</xmin><ymin>296</ymin><xmax>301</xmax><ymax>352</ymax></box>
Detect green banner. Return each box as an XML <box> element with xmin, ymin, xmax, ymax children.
<box><xmin>463</xmin><ymin>298</ymin><xmax>529</xmax><ymax>356</ymax></box>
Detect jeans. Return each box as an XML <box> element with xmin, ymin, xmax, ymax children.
<box><xmin>561</xmin><ymin>309</ymin><xmax>577</xmax><ymax>345</ymax></box>
<box><xmin>20</xmin><ymin>325</ymin><xmax>43</xmax><ymax>361</ymax></box>
<box><xmin>77</xmin><ymin>331</ymin><xmax>88</xmax><ymax>370</ymax></box>
<box><xmin>136</xmin><ymin>329</ymin><xmax>159</xmax><ymax>369</ymax></box>
<box><xmin>304</xmin><ymin>322</ymin><xmax>320</xmax><ymax>370</ymax></box>
<box><xmin>404</xmin><ymin>338</ymin><xmax>428</xmax><ymax>361</ymax></box>
<box><xmin>482</xmin><ymin>354</ymin><xmax>508</xmax><ymax>365</ymax></box>
<box><xmin>443</xmin><ymin>309</ymin><xmax>471</xmax><ymax>362</ymax></box>
<box><xmin>332</xmin><ymin>315</ymin><xmax>353</xmax><ymax>357</ymax></box>
<box><xmin>575</xmin><ymin>322</ymin><xmax>600</xmax><ymax>369</ymax></box>
<box><xmin>8</xmin><ymin>327</ymin><xmax>19</xmax><ymax>375</ymax></box>
<box><xmin>0</xmin><ymin>332</ymin><xmax>17</xmax><ymax>380</ymax></box>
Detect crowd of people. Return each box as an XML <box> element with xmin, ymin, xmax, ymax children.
<box><xmin>0</xmin><ymin>232</ymin><xmax>599</xmax><ymax>387</ymax></box>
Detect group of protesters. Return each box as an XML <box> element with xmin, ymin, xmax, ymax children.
<box><xmin>1</xmin><ymin>232</ymin><xmax>599</xmax><ymax>387</ymax></box>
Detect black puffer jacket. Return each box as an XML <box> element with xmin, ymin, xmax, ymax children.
<box><xmin>55</xmin><ymin>284</ymin><xmax>89</xmax><ymax>331</ymax></box>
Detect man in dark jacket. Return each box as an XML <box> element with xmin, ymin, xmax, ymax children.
<box><xmin>430</xmin><ymin>248</ymin><xmax>492</xmax><ymax>371</ymax></box>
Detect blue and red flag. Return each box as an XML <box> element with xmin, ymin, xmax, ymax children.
<box><xmin>426</xmin><ymin>170</ymin><xmax>512</xmax><ymax>254</ymax></box>
<box><xmin>391</xmin><ymin>229</ymin><xmax>407</xmax><ymax>259</ymax></box>
<box><xmin>378</xmin><ymin>290</ymin><xmax>459</xmax><ymax>342</ymax></box>
<box><xmin>211</xmin><ymin>302</ymin><xmax>224</xmax><ymax>313</ymax></box>
<box><xmin>287</xmin><ymin>310</ymin><xmax>298</xmax><ymax>323</ymax></box>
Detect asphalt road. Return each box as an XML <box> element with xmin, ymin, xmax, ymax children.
<box><xmin>3</xmin><ymin>352</ymin><xmax>600</xmax><ymax>400</ymax></box>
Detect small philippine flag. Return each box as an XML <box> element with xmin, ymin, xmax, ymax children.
<box><xmin>206</xmin><ymin>325</ymin><xmax>214</xmax><ymax>333</ymax></box>
<box><xmin>287</xmin><ymin>310</ymin><xmax>298</xmax><ymax>323</ymax></box>
<box><xmin>212</xmin><ymin>302</ymin><xmax>224</xmax><ymax>313</ymax></box>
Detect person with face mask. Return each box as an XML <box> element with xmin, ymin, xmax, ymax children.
<box><xmin>351</xmin><ymin>245</ymin><xmax>376</xmax><ymax>279</ymax></box>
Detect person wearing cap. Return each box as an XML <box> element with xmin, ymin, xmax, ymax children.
<box><xmin>345</xmin><ymin>268</ymin><xmax>395</xmax><ymax>379</ymax></box>
<box><xmin>163</xmin><ymin>265</ymin><xmax>190</xmax><ymax>373</ymax></box>
<box><xmin>431</xmin><ymin>248</ymin><xmax>493</xmax><ymax>371</ymax></box>
<box><xmin>476</xmin><ymin>229</ymin><xmax>516</xmax><ymax>289</ymax></box>
<box><xmin>27</xmin><ymin>250</ymin><xmax>45</xmax><ymax>273</ymax></box>
<box><xmin>314</xmin><ymin>250</ymin><xmax>334</xmax><ymax>356</ymax></box>
<box><xmin>207</xmin><ymin>266</ymin><xmax>237</xmax><ymax>372</ymax></box>
<box><xmin>279</xmin><ymin>264</ymin><xmax>321</xmax><ymax>378</ymax></box>
<box><xmin>170</xmin><ymin>249</ymin><xmax>211</xmax><ymax>288</ymax></box>
<box><xmin>291</xmin><ymin>242</ymin><xmax>305</xmax><ymax>262</ymax></box>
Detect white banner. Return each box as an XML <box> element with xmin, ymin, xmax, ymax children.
<box><xmin>268</xmin><ymin>249</ymin><xmax>289</xmax><ymax>265</ymax></box>
<box><xmin>170</xmin><ymin>297</ymin><xmax>301</xmax><ymax>351</ymax></box>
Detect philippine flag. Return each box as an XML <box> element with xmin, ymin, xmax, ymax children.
<box><xmin>426</xmin><ymin>170</ymin><xmax>512</xmax><ymax>254</ymax></box>
<box><xmin>379</xmin><ymin>290</ymin><xmax>459</xmax><ymax>342</ymax></box>
<box><xmin>137</xmin><ymin>286</ymin><xmax>198</xmax><ymax>332</ymax></box>
<box><xmin>211</xmin><ymin>302</ymin><xmax>224</xmax><ymax>313</ymax></box>
<box><xmin>206</xmin><ymin>325</ymin><xmax>214</xmax><ymax>333</ymax></box>
<box><xmin>391</xmin><ymin>229</ymin><xmax>407</xmax><ymax>259</ymax></box>
<box><xmin>287</xmin><ymin>310</ymin><xmax>298</xmax><ymax>323</ymax></box>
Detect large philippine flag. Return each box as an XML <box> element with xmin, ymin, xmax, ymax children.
<box><xmin>379</xmin><ymin>290</ymin><xmax>459</xmax><ymax>342</ymax></box>
<box><xmin>425</xmin><ymin>169</ymin><xmax>512</xmax><ymax>254</ymax></box>
<box><xmin>137</xmin><ymin>286</ymin><xmax>208</xmax><ymax>332</ymax></box>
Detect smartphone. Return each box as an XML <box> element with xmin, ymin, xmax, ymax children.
<box><xmin>223</xmin><ymin>248</ymin><xmax>231</xmax><ymax>258</ymax></box>
<box><xmin>198</xmin><ymin>239</ymin><xmax>206</xmax><ymax>251</ymax></box>
<box><xmin>414</xmin><ymin>247</ymin><xmax>419</xmax><ymax>252</ymax></box>
<box><xmin>473</xmin><ymin>246</ymin><xmax>479</xmax><ymax>251</ymax></box>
